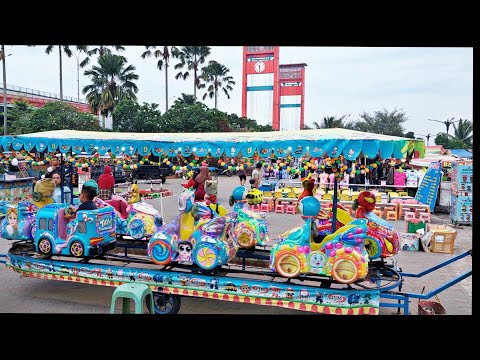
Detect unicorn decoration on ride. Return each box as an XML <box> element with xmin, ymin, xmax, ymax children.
<box><xmin>270</xmin><ymin>196</ymin><xmax>370</xmax><ymax>284</ymax></box>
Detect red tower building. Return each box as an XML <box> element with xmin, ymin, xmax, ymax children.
<box><xmin>241</xmin><ymin>46</ymin><xmax>280</xmax><ymax>129</ymax></box>
<box><xmin>279</xmin><ymin>63</ymin><xmax>307</xmax><ymax>130</ymax></box>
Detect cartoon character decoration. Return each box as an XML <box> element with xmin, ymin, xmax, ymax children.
<box><xmin>245</xmin><ymin>188</ymin><xmax>263</xmax><ymax>205</ymax></box>
<box><xmin>0</xmin><ymin>201</ymin><xmax>37</xmax><ymax>241</ymax></box>
<box><xmin>32</xmin><ymin>178</ymin><xmax>55</xmax><ymax>209</ymax></box>
<box><xmin>297</xmin><ymin>172</ymin><xmax>316</xmax><ymax>203</ymax></box>
<box><xmin>204</xmin><ymin>179</ymin><xmax>228</xmax><ymax>216</ymax></box>
<box><xmin>270</xmin><ymin>196</ymin><xmax>369</xmax><ymax>284</ymax></box>
<box><xmin>229</xmin><ymin>186</ymin><xmax>249</xmax><ymax>211</ymax></box>
<box><xmin>351</xmin><ymin>190</ymin><xmax>400</xmax><ymax>259</ymax></box>
<box><xmin>352</xmin><ymin>190</ymin><xmax>376</xmax><ymax>218</ymax></box>
<box><xmin>128</xmin><ymin>182</ymin><xmax>141</xmax><ymax>204</ymax></box>
<box><xmin>147</xmin><ymin>189</ymin><xmax>218</xmax><ymax>266</ymax></box>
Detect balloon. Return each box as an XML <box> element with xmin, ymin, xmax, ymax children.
<box><xmin>11</xmin><ymin>158</ymin><xmax>19</xmax><ymax>166</ymax></box>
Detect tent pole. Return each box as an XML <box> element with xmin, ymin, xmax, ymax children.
<box><xmin>332</xmin><ymin>177</ymin><xmax>338</xmax><ymax>232</ymax></box>
<box><xmin>60</xmin><ymin>153</ymin><xmax>65</xmax><ymax>203</ymax></box>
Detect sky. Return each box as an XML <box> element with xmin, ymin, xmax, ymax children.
<box><xmin>2</xmin><ymin>46</ymin><xmax>473</xmax><ymax>145</ymax></box>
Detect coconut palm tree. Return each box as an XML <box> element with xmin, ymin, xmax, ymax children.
<box><xmin>199</xmin><ymin>60</ymin><xmax>235</xmax><ymax>110</ymax></box>
<box><xmin>82</xmin><ymin>53</ymin><xmax>139</xmax><ymax>127</ymax></box>
<box><xmin>141</xmin><ymin>46</ymin><xmax>179</xmax><ymax>112</ymax></box>
<box><xmin>30</xmin><ymin>45</ymin><xmax>88</xmax><ymax>101</ymax></box>
<box><xmin>174</xmin><ymin>93</ymin><xmax>197</xmax><ymax>106</ymax></box>
<box><xmin>452</xmin><ymin>118</ymin><xmax>473</xmax><ymax>147</ymax></box>
<box><xmin>312</xmin><ymin>115</ymin><xmax>349</xmax><ymax>129</ymax></box>
<box><xmin>79</xmin><ymin>45</ymin><xmax>125</xmax><ymax>68</ymax></box>
<box><xmin>172</xmin><ymin>46</ymin><xmax>211</xmax><ymax>99</ymax></box>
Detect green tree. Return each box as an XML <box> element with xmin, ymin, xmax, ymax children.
<box><xmin>174</xmin><ymin>93</ymin><xmax>197</xmax><ymax>106</ymax></box>
<box><xmin>173</xmin><ymin>46</ymin><xmax>211</xmax><ymax>99</ymax></box>
<box><xmin>79</xmin><ymin>45</ymin><xmax>125</xmax><ymax>68</ymax></box>
<box><xmin>404</xmin><ymin>131</ymin><xmax>415</xmax><ymax>138</ymax></box>
<box><xmin>22</xmin><ymin>102</ymin><xmax>102</xmax><ymax>133</ymax></box>
<box><xmin>346</xmin><ymin>108</ymin><xmax>408</xmax><ymax>136</ymax></box>
<box><xmin>434</xmin><ymin>133</ymin><xmax>469</xmax><ymax>149</ymax></box>
<box><xmin>311</xmin><ymin>115</ymin><xmax>349</xmax><ymax>129</ymax></box>
<box><xmin>30</xmin><ymin>45</ymin><xmax>88</xmax><ymax>101</ymax></box>
<box><xmin>200</xmin><ymin>60</ymin><xmax>235</xmax><ymax>110</ymax></box>
<box><xmin>141</xmin><ymin>46</ymin><xmax>179</xmax><ymax>112</ymax></box>
<box><xmin>5</xmin><ymin>98</ymin><xmax>35</xmax><ymax>135</ymax></box>
<box><xmin>112</xmin><ymin>99</ymin><xmax>163</xmax><ymax>133</ymax></box>
<box><xmin>82</xmin><ymin>53</ymin><xmax>139</xmax><ymax>127</ymax></box>
<box><xmin>452</xmin><ymin>118</ymin><xmax>472</xmax><ymax>147</ymax></box>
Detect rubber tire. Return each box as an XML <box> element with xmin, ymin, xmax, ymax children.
<box><xmin>37</xmin><ymin>238</ymin><xmax>53</xmax><ymax>257</ymax></box>
<box><xmin>153</xmin><ymin>292</ymin><xmax>181</xmax><ymax>314</ymax></box>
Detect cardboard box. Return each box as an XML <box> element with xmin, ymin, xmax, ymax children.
<box><xmin>427</xmin><ymin>225</ymin><xmax>457</xmax><ymax>254</ymax></box>
<box><xmin>400</xmin><ymin>232</ymin><xmax>420</xmax><ymax>251</ymax></box>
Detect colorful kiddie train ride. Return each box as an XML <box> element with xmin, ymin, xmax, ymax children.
<box><xmin>316</xmin><ymin>191</ymin><xmax>400</xmax><ymax>260</ymax></box>
<box><xmin>270</xmin><ymin>196</ymin><xmax>370</xmax><ymax>284</ymax></box>
<box><xmin>147</xmin><ymin>187</ymin><xmax>269</xmax><ymax>271</ymax></box>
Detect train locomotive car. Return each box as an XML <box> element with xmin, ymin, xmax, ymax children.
<box><xmin>34</xmin><ymin>203</ymin><xmax>116</xmax><ymax>258</ymax></box>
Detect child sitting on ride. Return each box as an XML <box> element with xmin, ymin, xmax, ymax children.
<box><xmin>64</xmin><ymin>180</ymin><xmax>99</xmax><ymax>219</ymax></box>
<box><xmin>31</xmin><ymin>178</ymin><xmax>56</xmax><ymax>209</ymax></box>
<box><xmin>204</xmin><ymin>179</ymin><xmax>228</xmax><ymax>216</ymax></box>
<box><xmin>128</xmin><ymin>182</ymin><xmax>141</xmax><ymax>204</ymax></box>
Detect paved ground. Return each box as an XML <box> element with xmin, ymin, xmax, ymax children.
<box><xmin>0</xmin><ymin>175</ymin><xmax>472</xmax><ymax>315</ymax></box>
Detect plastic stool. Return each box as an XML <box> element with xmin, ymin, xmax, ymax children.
<box><xmin>372</xmin><ymin>209</ymin><xmax>383</xmax><ymax>218</ymax></box>
<box><xmin>110</xmin><ymin>283</ymin><xmax>155</xmax><ymax>314</ymax></box>
<box><xmin>404</xmin><ymin>211</ymin><xmax>416</xmax><ymax>221</ymax></box>
<box><xmin>285</xmin><ymin>204</ymin><xmax>296</xmax><ymax>214</ymax></box>
<box><xmin>418</xmin><ymin>212</ymin><xmax>431</xmax><ymax>222</ymax></box>
<box><xmin>386</xmin><ymin>210</ymin><xmax>398</xmax><ymax>221</ymax></box>
<box><xmin>260</xmin><ymin>202</ymin><xmax>271</xmax><ymax>212</ymax></box>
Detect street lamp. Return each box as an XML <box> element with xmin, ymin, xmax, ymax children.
<box><xmin>427</xmin><ymin>118</ymin><xmax>460</xmax><ymax>150</ymax></box>
<box><xmin>72</xmin><ymin>51</ymin><xmax>80</xmax><ymax>103</ymax></box>
<box><xmin>1</xmin><ymin>45</ymin><xmax>12</xmax><ymax>136</ymax></box>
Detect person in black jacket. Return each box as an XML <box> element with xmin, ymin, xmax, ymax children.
<box><xmin>77</xmin><ymin>186</ymin><xmax>98</xmax><ymax>212</ymax></box>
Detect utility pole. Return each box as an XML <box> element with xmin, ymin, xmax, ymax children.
<box><xmin>1</xmin><ymin>45</ymin><xmax>11</xmax><ymax>135</ymax></box>
<box><xmin>417</xmin><ymin>133</ymin><xmax>432</xmax><ymax>146</ymax></box>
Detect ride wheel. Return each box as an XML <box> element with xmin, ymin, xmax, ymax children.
<box><xmin>30</xmin><ymin>223</ymin><xmax>37</xmax><ymax>240</ymax></box>
<box><xmin>331</xmin><ymin>256</ymin><xmax>359</xmax><ymax>284</ymax></box>
<box><xmin>128</xmin><ymin>218</ymin><xmax>146</xmax><ymax>240</ymax></box>
<box><xmin>148</xmin><ymin>239</ymin><xmax>172</xmax><ymax>265</ymax></box>
<box><xmin>153</xmin><ymin>292</ymin><xmax>181</xmax><ymax>314</ymax></box>
<box><xmin>275</xmin><ymin>252</ymin><xmax>301</xmax><ymax>278</ymax></box>
<box><xmin>37</xmin><ymin>238</ymin><xmax>53</xmax><ymax>257</ymax></box>
<box><xmin>70</xmin><ymin>241</ymin><xmax>85</xmax><ymax>257</ymax></box>
<box><xmin>235</xmin><ymin>226</ymin><xmax>256</xmax><ymax>249</ymax></box>
<box><xmin>193</xmin><ymin>243</ymin><xmax>220</xmax><ymax>270</ymax></box>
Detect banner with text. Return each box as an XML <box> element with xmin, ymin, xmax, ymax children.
<box><xmin>415</xmin><ymin>161</ymin><xmax>442</xmax><ymax>212</ymax></box>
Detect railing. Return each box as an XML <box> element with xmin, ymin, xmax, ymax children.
<box><xmin>0</xmin><ymin>84</ymin><xmax>87</xmax><ymax>104</ymax></box>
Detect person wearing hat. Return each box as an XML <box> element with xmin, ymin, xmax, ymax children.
<box><xmin>97</xmin><ymin>165</ymin><xmax>115</xmax><ymax>200</ymax></box>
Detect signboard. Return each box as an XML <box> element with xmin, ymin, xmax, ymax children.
<box><xmin>415</xmin><ymin>161</ymin><xmax>442</xmax><ymax>212</ymax></box>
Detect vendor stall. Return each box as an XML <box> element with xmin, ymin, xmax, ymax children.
<box><xmin>0</xmin><ymin>176</ymin><xmax>35</xmax><ymax>203</ymax></box>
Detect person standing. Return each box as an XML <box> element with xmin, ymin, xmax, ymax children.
<box><xmin>238</xmin><ymin>166</ymin><xmax>247</xmax><ymax>186</ymax></box>
<box><xmin>193</xmin><ymin>165</ymin><xmax>212</xmax><ymax>201</ymax></box>
<box><xmin>98</xmin><ymin>165</ymin><xmax>115</xmax><ymax>200</ymax></box>
<box><xmin>44</xmin><ymin>155</ymin><xmax>59</xmax><ymax>178</ymax></box>
<box><xmin>250</xmin><ymin>162</ymin><xmax>263</xmax><ymax>189</ymax></box>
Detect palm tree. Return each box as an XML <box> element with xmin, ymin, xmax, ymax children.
<box><xmin>173</xmin><ymin>46</ymin><xmax>211</xmax><ymax>99</ymax></box>
<box><xmin>452</xmin><ymin>118</ymin><xmax>473</xmax><ymax>147</ymax></box>
<box><xmin>82</xmin><ymin>53</ymin><xmax>139</xmax><ymax>127</ymax></box>
<box><xmin>141</xmin><ymin>46</ymin><xmax>179</xmax><ymax>112</ymax></box>
<box><xmin>31</xmin><ymin>45</ymin><xmax>88</xmax><ymax>101</ymax></box>
<box><xmin>174</xmin><ymin>93</ymin><xmax>196</xmax><ymax>106</ymax></box>
<box><xmin>79</xmin><ymin>45</ymin><xmax>125</xmax><ymax>68</ymax></box>
<box><xmin>200</xmin><ymin>60</ymin><xmax>235</xmax><ymax>110</ymax></box>
<box><xmin>312</xmin><ymin>115</ymin><xmax>349</xmax><ymax>129</ymax></box>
